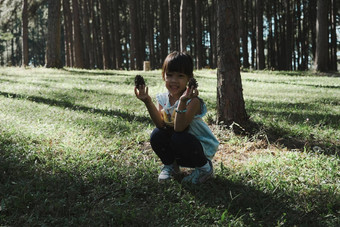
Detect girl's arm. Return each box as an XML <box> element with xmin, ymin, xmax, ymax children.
<box><xmin>174</xmin><ymin>87</ymin><xmax>201</xmax><ymax>132</ymax></box>
<box><xmin>134</xmin><ymin>85</ymin><xmax>165</xmax><ymax>128</ymax></box>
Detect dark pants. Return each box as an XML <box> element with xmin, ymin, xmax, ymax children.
<box><xmin>150</xmin><ymin>128</ymin><xmax>207</xmax><ymax>168</ymax></box>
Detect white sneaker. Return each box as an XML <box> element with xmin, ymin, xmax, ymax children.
<box><xmin>158</xmin><ymin>163</ymin><xmax>180</xmax><ymax>182</ymax></box>
<box><xmin>182</xmin><ymin>160</ymin><xmax>213</xmax><ymax>184</ymax></box>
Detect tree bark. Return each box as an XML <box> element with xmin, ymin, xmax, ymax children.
<box><xmin>159</xmin><ymin>0</ymin><xmax>168</xmax><ymax>63</ymax></box>
<box><xmin>330</xmin><ymin>0</ymin><xmax>337</xmax><ymax>71</ymax></box>
<box><xmin>285</xmin><ymin>0</ymin><xmax>293</xmax><ymax>70</ymax></box>
<box><xmin>195</xmin><ymin>0</ymin><xmax>202</xmax><ymax>69</ymax></box>
<box><xmin>81</xmin><ymin>0</ymin><xmax>91</xmax><ymax>68</ymax></box>
<box><xmin>45</xmin><ymin>0</ymin><xmax>62</xmax><ymax>68</ymax></box>
<box><xmin>314</xmin><ymin>0</ymin><xmax>329</xmax><ymax>72</ymax></box>
<box><xmin>146</xmin><ymin>0</ymin><xmax>156</xmax><ymax>68</ymax></box>
<box><xmin>180</xmin><ymin>0</ymin><xmax>187</xmax><ymax>52</ymax></box>
<box><xmin>99</xmin><ymin>0</ymin><xmax>110</xmax><ymax>69</ymax></box>
<box><xmin>63</xmin><ymin>0</ymin><xmax>73</xmax><ymax>67</ymax></box>
<box><xmin>217</xmin><ymin>0</ymin><xmax>248</xmax><ymax>126</ymax></box>
<box><xmin>168</xmin><ymin>0</ymin><xmax>176</xmax><ymax>52</ymax></box>
<box><xmin>22</xmin><ymin>0</ymin><xmax>28</xmax><ymax>67</ymax></box>
<box><xmin>128</xmin><ymin>0</ymin><xmax>139</xmax><ymax>70</ymax></box>
<box><xmin>113</xmin><ymin>0</ymin><xmax>122</xmax><ymax>69</ymax></box>
<box><xmin>256</xmin><ymin>0</ymin><xmax>265</xmax><ymax>70</ymax></box>
<box><xmin>241</xmin><ymin>0</ymin><xmax>249</xmax><ymax>69</ymax></box>
<box><xmin>72</xmin><ymin>0</ymin><xmax>84</xmax><ymax>68</ymax></box>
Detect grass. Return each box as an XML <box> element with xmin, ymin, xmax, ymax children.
<box><xmin>0</xmin><ymin>67</ymin><xmax>339</xmax><ymax>226</ymax></box>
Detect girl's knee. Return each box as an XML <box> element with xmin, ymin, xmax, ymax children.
<box><xmin>150</xmin><ymin>128</ymin><xmax>170</xmax><ymax>146</ymax></box>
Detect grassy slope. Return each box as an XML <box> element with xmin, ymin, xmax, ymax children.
<box><xmin>0</xmin><ymin>67</ymin><xmax>339</xmax><ymax>226</ymax></box>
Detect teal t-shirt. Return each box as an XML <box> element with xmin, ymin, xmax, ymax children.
<box><xmin>156</xmin><ymin>93</ymin><xmax>219</xmax><ymax>160</ymax></box>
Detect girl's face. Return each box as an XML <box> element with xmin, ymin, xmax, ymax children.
<box><xmin>164</xmin><ymin>71</ymin><xmax>189</xmax><ymax>98</ymax></box>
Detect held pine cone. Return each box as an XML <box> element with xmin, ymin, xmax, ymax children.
<box><xmin>188</xmin><ymin>78</ymin><xmax>198</xmax><ymax>89</ymax></box>
<box><xmin>134</xmin><ymin>75</ymin><xmax>145</xmax><ymax>87</ymax></box>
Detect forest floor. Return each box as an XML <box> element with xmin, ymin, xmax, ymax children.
<box><xmin>0</xmin><ymin>67</ymin><xmax>339</xmax><ymax>226</ymax></box>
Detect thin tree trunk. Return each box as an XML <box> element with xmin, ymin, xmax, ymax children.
<box><xmin>113</xmin><ymin>0</ymin><xmax>122</xmax><ymax>69</ymax></box>
<box><xmin>159</xmin><ymin>0</ymin><xmax>168</xmax><ymax>62</ymax></box>
<box><xmin>45</xmin><ymin>0</ymin><xmax>62</xmax><ymax>68</ymax></box>
<box><xmin>241</xmin><ymin>0</ymin><xmax>249</xmax><ymax>69</ymax></box>
<box><xmin>63</xmin><ymin>0</ymin><xmax>72</xmax><ymax>67</ymax></box>
<box><xmin>330</xmin><ymin>0</ymin><xmax>337</xmax><ymax>71</ymax></box>
<box><xmin>250</xmin><ymin>0</ymin><xmax>256</xmax><ymax>69</ymax></box>
<box><xmin>128</xmin><ymin>0</ymin><xmax>138</xmax><ymax>69</ymax></box>
<box><xmin>168</xmin><ymin>0</ymin><xmax>176</xmax><ymax>52</ymax></box>
<box><xmin>180</xmin><ymin>0</ymin><xmax>187</xmax><ymax>52</ymax></box>
<box><xmin>146</xmin><ymin>0</ymin><xmax>155</xmax><ymax>68</ymax></box>
<box><xmin>99</xmin><ymin>0</ymin><xmax>110</xmax><ymax>69</ymax></box>
<box><xmin>286</xmin><ymin>0</ymin><xmax>293</xmax><ymax>70</ymax></box>
<box><xmin>256</xmin><ymin>0</ymin><xmax>265</xmax><ymax>69</ymax></box>
<box><xmin>72</xmin><ymin>0</ymin><xmax>84</xmax><ymax>68</ymax></box>
<box><xmin>195</xmin><ymin>0</ymin><xmax>202</xmax><ymax>69</ymax></box>
<box><xmin>314</xmin><ymin>0</ymin><xmax>329</xmax><ymax>72</ymax></box>
<box><xmin>81</xmin><ymin>0</ymin><xmax>91</xmax><ymax>68</ymax></box>
<box><xmin>22</xmin><ymin>0</ymin><xmax>28</xmax><ymax>67</ymax></box>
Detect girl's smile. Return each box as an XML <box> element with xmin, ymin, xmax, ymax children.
<box><xmin>165</xmin><ymin>71</ymin><xmax>189</xmax><ymax>99</ymax></box>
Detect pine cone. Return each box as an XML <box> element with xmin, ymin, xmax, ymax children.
<box><xmin>188</xmin><ymin>78</ymin><xmax>198</xmax><ymax>89</ymax></box>
<box><xmin>134</xmin><ymin>75</ymin><xmax>145</xmax><ymax>87</ymax></box>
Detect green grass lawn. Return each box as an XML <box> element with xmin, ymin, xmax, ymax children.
<box><xmin>0</xmin><ymin>67</ymin><xmax>339</xmax><ymax>226</ymax></box>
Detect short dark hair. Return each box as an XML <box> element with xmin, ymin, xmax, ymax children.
<box><xmin>162</xmin><ymin>51</ymin><xmax>194</xmax><ymax>80</ymax></box>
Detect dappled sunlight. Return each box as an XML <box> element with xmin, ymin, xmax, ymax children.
<box><xmin>0</xmin><ymin>68</ymin><xmax>339</xmax><ymax>225</ymax></box>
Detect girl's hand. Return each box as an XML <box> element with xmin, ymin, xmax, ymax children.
<box><xmin>179</xmin><ymin>86</ymin><xmax>199</xmax><ymax>102</ymax></box>
<box><xmin>134</xmin><ymin>85</ymin><xmax>151</xmax><ymax>103</ymax></box>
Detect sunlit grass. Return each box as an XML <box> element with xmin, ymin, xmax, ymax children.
<box><xmin>0</xmin><ymin>67</ymin><xmax>339</xmax><ymax>226</ymax></box>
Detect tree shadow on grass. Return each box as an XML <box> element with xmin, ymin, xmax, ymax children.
<box><xmin>0</xmin><ymin>130</ymin><xmax>337</xmax><ymax>226</ymax></box>
<box><xmin>239</xmin><ymin>119</ymin><xmax>339</xmax><ymax>157</ymax></box>
<box><xmin>182</xmin><ymin>174</ymin><xmax>335</xmax><ymax>226</ymax></box>
<box><xmin>238</xmin><ymin>100</ymin><xmax>340</xmax><ymax>156</ymax></box>
<box><xmin>0</xmin><ymin>90</ymin><xmax>152</xmax><ymax>124</ymax></box>
<box><xmin>0</xmin><ymin>141</ymin><xmax>132</xmax><ymax>225</ymax></box>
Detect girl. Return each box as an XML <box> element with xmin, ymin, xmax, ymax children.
<box><xmin>134</xmin><ymin>51</ymin><xmax>219</xmax><ymax>184</ymax></box>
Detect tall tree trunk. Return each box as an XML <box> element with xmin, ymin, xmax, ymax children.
<box><xmin>256</xmin><ymin>0</ymin><xmax>265</xmax><ymax>69</ymax></box>
<box><xmin>296</xmin><ymin>0</ymin><xmax>302</xmax><ymax>70</ymax></box>
<box><xmin>108</xmin><ymin>0</ymin><xmax>117</xmax><ymax>69</ymax></box>
<box><xmin>208</xmin><ymin>0</ymin><xmax>216</xmax><ymax>68</ymax></box>
<box><xmin>286</xmin><ymin>0</ymin><xmax>293</xmax><ymax>70</ymax></box>
<box><xmin>266</xmin><ymin>0</ymin><xmax>274</xmax><ymax>69</ymax></box>
<box><xmin>92</xmin><ymin>0</ymin><xmax>103</xmax><ymax>69</ymax></box>
<box><xmin>241</xmin><ymin>0</ymin><xmax>249</xmax><ymax>69</ymax></box>
<box><xmin>330</xmin><ymin>0</ymin><xmax>337</xmax><ymax>71</ymax></box>
<box><xmin>146</xmin><ymin>0</ymin><xmax>155</xmax><ymax>68</ymax></box>
<box><xmin>314</xmin><ymin>0</ymin><xmax>329</xmax><ymax>72</ymax></box>
<box><xmin>180</xmin><ymin>0</ymin><xmax>187</xmax><ymax>52</ymax></box>
<box><xmin>113</xmin><ymin>0</ymin><xmax>122</xmax><ymax>69</ymax></box>
<box><xmin>128</xmin><ymin>0</ymin><xmax>139</xmax><ymax>70</ymax></box>
<box><xmin>159</xmin><ymin>0</ymin><xmax>168</xmax><ymax>63</ymax></box>
<box><xmin>310</xmin><ymin>0</ymin><xmax>317</xmax><ymax>61</ymax></box>
<box><xmin>45</xmin><ymin>0</ymin><xmax>62</xmax><ymax>68</ymax></box>
<box><xmin>72</xmin><ymin>0</ymin><xmax>84</xmax><ymax>68</ymax></box>
<box><xmin>302</xmin><ymin>0</ymin><xmax>309</xmax><ymax>70</ymax></box>
<box><xmin>217</xmin><ymin>0</ymin><xmax>247</xmax><ymax>126</ymax></box>
<box><xmin>63</xmin><ymin>0</ymin><xmax>73</xmax><ymax>67</ymax></box>
<box><xmin>195</xmin><ymin>0</ymin><xmax>202</xmax><ymax>69</ymax></box>
<box><xmin>81</xmin><ymin>0</ymin><xmax>91</xmax><ymax>69</ymax></box>
<box><xmin>168</xmin><ymin>0</ymin><xmax>176</xmax><ymax>52</ymax></box>
<box><xmin>22</xmin><ymin>0</ymin><xmax>28</xmax><ymax>67</ymax></box>
<box><xmin>250</xmin><ymin>0</ymin><xmax>256</xmax><ymax>69</ymax></box>
<box><xmin>99</xmin><ymin>0</ymin><xmax>110</xmax><ymax>69</ymax></box>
